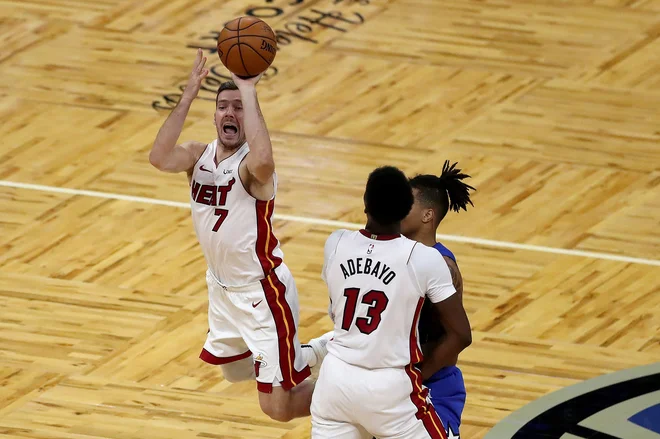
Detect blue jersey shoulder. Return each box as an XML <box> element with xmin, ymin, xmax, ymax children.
<box><xmin>433</xmin><ymin>242</ymin><xmax>456</xmax><ymax>263</ymax></box>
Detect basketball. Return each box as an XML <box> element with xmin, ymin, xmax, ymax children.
<box><xmin>217</xmin><ymin>16</ymin><xmax>277</xmax><ymax>78</ymax></box>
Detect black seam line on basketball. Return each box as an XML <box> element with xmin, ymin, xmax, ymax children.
<box><xmin>238</xmin><ymin>46</ymin><xmax>250</xmax><ymax>77</ymax></box>
<box><xmin>226</xmin><ymin>20</ymin><xmax>263</xmax><ymax>32</ymax></box>
<box><xmin>236</xmin><ymin>18</ymin><xmax>250</xmax><ymax>76</ymax></box>
<box><xmin>217</xmin><ymin>35</ymin><xmax>277</xmax><ymax>44</ymax></box>
<box><xmin>221</xmin><ymin>42</ymin><xmax>239</xmax><ymax>63</ymax></box>
<box><xmin>225</xmin><ymin>44</ymin><xmax>240</xmax><ymax>72</ymax></box>
<box><xmin>241</xmin><ymin>43</ymin><xmax>273</xmax><ymax>66</ymax></box>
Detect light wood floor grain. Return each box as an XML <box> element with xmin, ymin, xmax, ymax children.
<box><xmin>1</xmin><ymin>0</ymin><xmax>659</xmax><ymax>438</ymax></box>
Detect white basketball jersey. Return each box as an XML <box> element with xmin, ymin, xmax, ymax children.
<box><xmin>189</xmin><ymin>140</ymin><xmax>283</xmax><ymax>286</ymax></box>
<box><xmin>322</xmin><ymin>229</ymin><xmax>456</xmax><ymax>369</ymax></box>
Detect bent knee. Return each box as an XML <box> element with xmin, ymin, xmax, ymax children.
<box><xmin>261</xmin><ymin>402</ymin><xmax>294</xmax><ymax>422</ymax></box>
<box><xmin>220</xmin><ymin>358</ymin><xmax>255</xmax><ymax>383</ymax></box>
<box><xmin>222</xmin><ymin>372</ymin><xmax>247</xmax><ymax>384</ymax></box>
<box><xmin>259</xmin><ymin>394</ymin><xmax>294</xmax><ymax>422</ymax></box>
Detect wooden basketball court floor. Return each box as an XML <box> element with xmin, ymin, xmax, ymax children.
<box><xmin>1</xmin><ymin>0</ymin><xmax>659</xmax><ymax>438</ymax></box>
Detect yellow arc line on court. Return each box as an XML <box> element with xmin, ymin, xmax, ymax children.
<box><xmin>1</xmin><ymin>180</ymin><xmax>659</xmax><ymax>267</ymax></box>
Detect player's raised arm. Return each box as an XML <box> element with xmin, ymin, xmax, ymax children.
<box><xmin>412</xmin><ymin>247</ymin><xmax>472</xmax><ymax>380</ymax></box>
<box><xmin>231</xmin><ymin>73</ymin><xmax>274</xmax><ymax>186</ymax></box>
<box><xmin>149</xmin><ymin>49</ymin><xmax>209</xmax><ymax>173</ymax></box>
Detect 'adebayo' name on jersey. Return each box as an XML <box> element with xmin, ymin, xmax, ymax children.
<box><xmin>339</xmin><ymin>257</ymin><xmax>396</xmax><ymax>285</ymax></box>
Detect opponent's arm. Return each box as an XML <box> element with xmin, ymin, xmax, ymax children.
<box><xmin>444</xmin><ymin>257</ymin><xmax>464</xmax><ymax>301</ymax></box>
<box><xmin>232</xmin><ymin>73</ymin><xmax>275</xmax><ymax>186</ymax></box>
<box><xmin>149</xmin><ymin>49</ymin><xmax>209</xmax><ymax>173</ymax></box>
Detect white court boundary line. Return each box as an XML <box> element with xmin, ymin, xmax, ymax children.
<box><xmin>1</xmin><ymin>180</ymin><xmax>659</xmax><ymax>267</ymax></box>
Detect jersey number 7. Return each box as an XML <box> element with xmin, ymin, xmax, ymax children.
<box><xmin>212</xmin><ymin>208</ymin><xmax>228</xmax><ymax>232</ymax></box>
<box><xmin>341</xmin><ymin>288</ymin><xmax>389</xmax><ymax>334</ymax></box>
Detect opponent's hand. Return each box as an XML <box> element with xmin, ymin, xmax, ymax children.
<box><xmin>182</xmin><ymin>49</ymin><xmax>210</xmax><ymax>101</ymax></box>
<box><xmin>231</xmin><ymin>72</ymin><xmax>264</xmax><ymax>89</ymax></box>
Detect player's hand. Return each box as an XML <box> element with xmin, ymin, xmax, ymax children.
<box><xmin>231</xmin><ymin>72</ymin><xmax>263</xmax><ymax>89</ymax></box>
<box><xmin>182</xmin><ymin>48</ymin><xmax>210</xmax><ymax>101</ymax></box>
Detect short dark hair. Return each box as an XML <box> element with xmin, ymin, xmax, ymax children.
<box><xmin>364</xmin><ymin>166</ymin><xmax>414</xmax><ymax>226</ymax></box>
<box><xmin>410</xmin><ymin>160</ymin><xmax>475</xmax><ymax>225</ymax></box>
<box><xmin>216</xmin><ymin>81</ymin><xmax>238</xmax><ymax>104</ymax></box>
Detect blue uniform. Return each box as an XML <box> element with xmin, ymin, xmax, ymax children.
<box><xmin>418</xmin><ymin>242</ymin><xmax>466</xmax><ymax>438</ymax></box>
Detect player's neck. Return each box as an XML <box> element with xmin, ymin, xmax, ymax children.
<box><xmin>418</xmin><ymin>231</ymin><xmax>438</xmax><ymax>248</ymax></box>
<box><xmin>216</xmin><ymin>140</ymin><xmax>244</xmax><ymax>162</ymax></box>
<box><xmin>364</xmin><ymin>220</ymin><xmax>400</xmax><ymax>237</ymax></box>
<box><xmin>409</xmin><ymin>225</ymin><xmax>437</xmax><ymax>247</ymax></box>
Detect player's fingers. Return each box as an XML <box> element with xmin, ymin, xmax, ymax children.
<box><xmin>195</xmin><ymin>55</ymin><xmax>205</xmax><ymax>72</ymax></box>
<box><xmin>193</xmin><ymin>68</ymin><xmax>209</xmax><ymax>85</ymax></box>
<box><xmin>193</xmin><ymin>48</ymin><xmax>202</xmax><ymax>67</ymax></box>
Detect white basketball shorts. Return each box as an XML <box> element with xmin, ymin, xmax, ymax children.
<box><xmin>199</xmin><ymin>263</ymin><xmax>311</xmax><ymax>393</ymax></box>
<box><xmin>311</xmin><ymin>353</ymin><xmax>448</xmax><ymax>439</ymax></box>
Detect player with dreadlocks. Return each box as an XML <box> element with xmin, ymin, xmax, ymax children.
<box><xmin>400</xmin><ymin>160</ymin><xmax>476</xmax><ymax>439</ymax></box>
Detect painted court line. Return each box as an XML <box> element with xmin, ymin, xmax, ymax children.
<box><xmin>1</xmin><ymin>180</ymin><xmax>659</xmax><ymax>267</ymax></box>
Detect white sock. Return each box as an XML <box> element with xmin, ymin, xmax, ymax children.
<box><xmin>301</xmin><ymin>344</ymin><xmax>318</xmax><ymax>367</ymax></box>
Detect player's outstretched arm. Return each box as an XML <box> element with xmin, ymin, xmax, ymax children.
<box><xmin>149</xmin><ymin>49</ymin><xmax>209</xmax><ymax>173</ymax></box>
<box><xmin>231</xmin><ymin>73</ymin><xmax>274</xmax><ymax>185</ymax></box>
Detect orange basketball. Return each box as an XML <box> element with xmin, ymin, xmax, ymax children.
<box><xmin>217</xmin><ymin>16</ymin><xmax>277</xmax><ymax>78</ymax></box>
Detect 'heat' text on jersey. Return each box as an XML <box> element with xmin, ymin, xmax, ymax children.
<box><xmin>340</xmin><ymin>257</ymin><xmax>396</xmax><ymax>285</ymax></box>
<box><xmin>191</xmin><ymin>178</ymin><xmax>235</xmax><ymax>206</ymax></box>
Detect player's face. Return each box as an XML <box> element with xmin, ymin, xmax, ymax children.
<box><xmin>215</xmin><ymin>89</ymin><xmax>245</xmax><ymax>149</ymax></box>
<box><xmin>400</xmin><ymin>190</ymin><xmax>425</xmax><ymax>237</ymax></box>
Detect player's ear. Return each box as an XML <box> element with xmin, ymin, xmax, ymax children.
<box><xmin>422</xmin><ymin>208</ymin><xmax>434</xmax><ymax>224</ymax></box>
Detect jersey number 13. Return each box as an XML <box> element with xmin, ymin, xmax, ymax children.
<box><xmin>341</xmin><ymin>288</ymin><xmax>389</xmax><ymax>334</ymax></box>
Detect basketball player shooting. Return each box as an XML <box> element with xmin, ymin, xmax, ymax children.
<box><xmin>149</xmin><ymin>49</ymin><xmax>331</xmax><ymax>422</ymax></box>
<box><xmin>310</xmin><ymin>166</ymin><xmax>472</xmax><ymax>439</ymax></box>
<box><xmin>400</xmin><ymin>161</ymin><xmax>476</xmax><ymax>438</ymax></box>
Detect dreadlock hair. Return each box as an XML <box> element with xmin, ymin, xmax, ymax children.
<box><xmin>409</xmin><ymin>160</ymin><xmax>475</xmax><ymax>226</ymax></box>
<box><xmin>216</xmin><ymin>80</ymin><xmax>238</xmax><ymax>104</ymax></box>
<box><xmin>364</xmin><ymin>166</ymin><xmax>414</xmax><ymax>226</ymax></box>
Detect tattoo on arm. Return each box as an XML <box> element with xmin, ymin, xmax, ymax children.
<box><xmin>444</xmin><ymin>257</ymin><xmax>463</xmax><ymax>295</ymax></box>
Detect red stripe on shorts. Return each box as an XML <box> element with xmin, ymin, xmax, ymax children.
<box><xmin>259</xmin><ymin>271</ymin><xmax>310</xmax><ymax>393</ymax></box>
<box><xmin>199</xmin><ymin>348</ymin><xmax>251</xmax><ymax>365</ymax></box>
<box><xmin>404</xmin><ymin>364</ymin><xmax>447</xmax><ymax>439</ymax></box>
<box><xmin>405</xmin><ymin>297</ymin><xmax>447</xmax><ymax>439</ymax></box>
